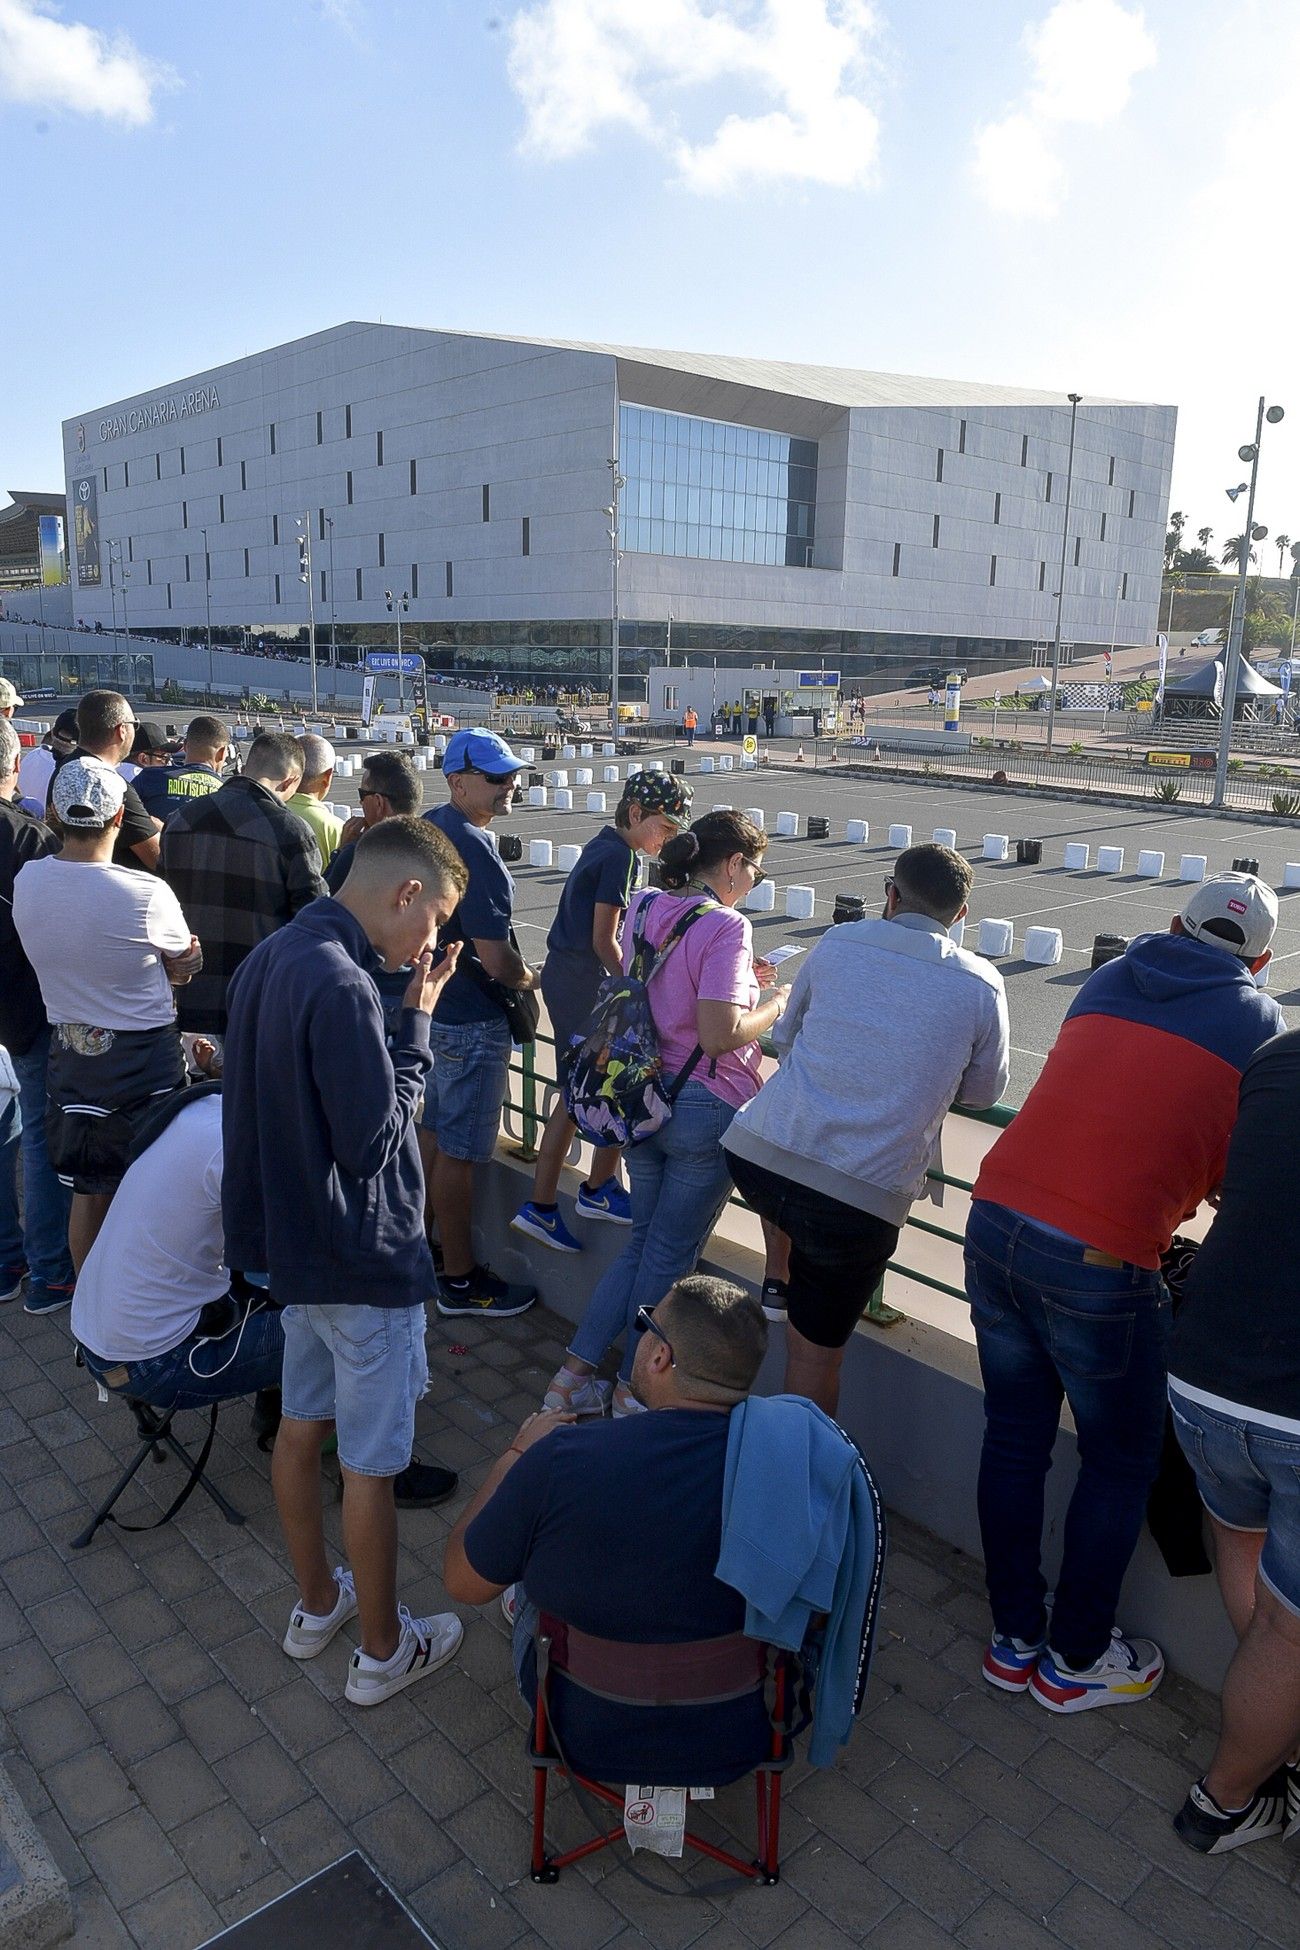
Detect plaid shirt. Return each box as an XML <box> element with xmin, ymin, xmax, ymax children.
<box><xmin>160</xmin><ymin>776</ymin><xmax>325</xmax><ymax>1032</ymax></box>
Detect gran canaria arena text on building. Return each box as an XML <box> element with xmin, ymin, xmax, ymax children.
<box><xmin>60</xmin><ymin>324</ymin><xmax>1175</xmax><ymax>696</ymax></box>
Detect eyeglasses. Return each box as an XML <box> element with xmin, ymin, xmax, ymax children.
<box><xmin>884</xmin><ymin>876</ymin><xmax>895</xmax><ymax>896</ymax></box>
<box><xmin>358</xmin><ymin>786</ymin><xmax>386</xmax><ymax>801</ymax></box>
<box><xmin>744</xmin><ymin>859</ymin><xmax>767</xmax><ymax>885</ymax></box>
<box><xmin>634</xmin><ymin>1305</ymin><xmax>674</xmax><ymax>1366</ymax></box>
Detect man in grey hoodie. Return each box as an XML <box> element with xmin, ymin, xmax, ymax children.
<box><xmin>724</xmin><ymin>843</ymin><xmax>1009</xmax><ymax>1413</ymax></box>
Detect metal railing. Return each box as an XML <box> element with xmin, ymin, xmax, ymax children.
<box><xmin>498</xmin><ymin>1028</ymin><xmax>1014</xmax><ymax>1331</ymax></box>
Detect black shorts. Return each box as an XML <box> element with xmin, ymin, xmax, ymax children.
<box><xmin>726</xmin><ymin>1151</ymin><xmax>900</xmax><ymax>1350</ymax></box>
<box><xmin>45</xmin><ymin>1022</ymin><xmax>187</xmax><ymax>1196</ymax></box>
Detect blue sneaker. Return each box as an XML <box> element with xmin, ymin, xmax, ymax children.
<box><xmin>511</xmin><ymin>1202</ymin><xmax>583</xmax><ymax>1254</ymax></box>
<box><xmin>576</xmin><ymin>1181</ymin><xmax>633</xmax><ymax>1226</ymax></box>
<box><xmin>0</xmin><ymin>1261</ymin><xmax>28</xmax><ymax>1304</ymax></box>
<box><xmin>983</xmin><ymin>1632</ymin><xmax>1047</xmax><ymax>1693</ymax></box>
<box><xmin>24</xmin><ymin>1279</ymin><xmax>75</xmax><ymax>1315</ymax></box>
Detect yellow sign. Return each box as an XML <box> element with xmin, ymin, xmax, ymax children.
<box><xmin>742</xmin><ymin>735</ymin><xmax>757</xmax><ymax>756</ymax></box>
<box><xmin>1135</xmin><ymin>698</ymin><xmax>1154</xmax><ymax>713</ymax></box>
<box><xmin>1146</xmin><ymin>751</ymin><xmax>1190</xmax><ymax>769</ymax></box>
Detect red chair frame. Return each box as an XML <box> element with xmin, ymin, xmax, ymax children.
<box><xmin>528</xmin><ymin>1651</ymin><xmax>790</xmax><ymax>1884</ymax></box>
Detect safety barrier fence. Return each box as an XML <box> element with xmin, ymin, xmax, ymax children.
<box><xmin>498</xmin><ymin>1027</ymin><xmax>1014</xmax><ymax>1330</ymax></box>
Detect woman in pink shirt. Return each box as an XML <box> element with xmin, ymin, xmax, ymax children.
<box><xmin>544</xmin><ymin>811</ymin><xmax>786</xmax><ymax>1417</ymax></box>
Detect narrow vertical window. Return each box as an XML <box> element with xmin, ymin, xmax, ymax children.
<box><xmin>989</xmin><ymin>554</ymin><xmax>997</xmax><ymax>586</ymax></box>
<box><xmin>182</xmin><ymin>501</ymin><xmax>188</xmax><ymax>529</ymax></box>
<box><xmin>102</xmin><ymin>467</ymin><xmax>108</xmax><ymax>491</ymax></box>
<box><xmin>185</xmin><ymin>557</ymin><xmax>191</xmax><ymax>583</ymax></box>
<box><xmin>891</xmin><ymin>542</ymin><xmax>901</xmax><ymax>577</ymax></box>
<box><xmin>1073</xmin><ymin>536</ymin><xmax>1082</xmax><ymax>567</ymax></box>
<box><xmin>409</xmin><ymin>458</ymin><xmax>417</xmax><ymax>496</ymax></box>
<box><xmin>446</xmin><ymin>560</ymin><xmax>454</xmax><ymax>597</ymax></box>
<box><xmin>269</xmin><ymin>423</ymin><xmax>276</xmax><ymax>455</ymax></box>
<box><xmin>522</xmin><ymin>516</ymin><xmax>531</xmax><ymax>556</ymax></box>
<box><xmin>1045</xmin><ymin>472</ymin><xmax>1053</xmax><ymax>502</ymax></box>
<box><xmin>275</xmin><ymin>573</ymin><xmax>281</xmax><ymax>603</ymax></box>
<box><xmin>217</xmin><ymin>436</ymin><xmax>224</xmax><ymax>467</ymax></box>
<box><xmin>243</xmin><ymin>547</ymin><xmax>250</xmax><ymax>577</ymax></box>
<box><xmin>356</xmin><ymin>568</ymin><xmax>363</xmax><ymax>600</ymax></box>
<box><xmin>205</xmin><ymin>551</ymin><xmax>211</xmax><ymax>581</ymax></box>
<box><xmin>1121</xmin><ymin>571</ymin><xmax>1129</xmax><ymax>599</ymax></box>
<box><xmin>1038</xmin><ymin>560</ymin><xmax>1046</xmax><ymax>590</ymax></box>
<box><xmin>378</xmin><ymin>533</ymin><xmax>386</xmax><ymax>567</ymax></box>
<box><xmin>376</xmin><ymin>430</ymin><xmax>384</xmax><ymax>467</ymax></box>
<box><xmin>482</xmin><ymin>484</ymin><xmax>490</xmax><ymax>522</ymax></box>
<box><xmin>147</xmin><ymin>560</ymin><xmax>153</xmax><ymax>585</ymax></box>
<box><xmin>124</xmin><ymin>460</ymin><xmax>130</xmax><ymax>488</ymax></box>
<box><xmin>345</xmin><ymin>404</ymin><xmax>352</xmax><ymax>439</ymax></box>
<box><xmin>316</xmin><ymin>411</ymin><xmax>323</xmax><ymax>446</ymax></box>
<box><xmin>1100</xmin><ymin>512</ymin><xmax>1107</xmax><ymax>541</ymax></box>
<box><xmin>240</xmin><ymin>459</ymin><xmax>247</xmax><ymax>491</ymax></box>
<box><xmin>1020</xmin><ymin>433</ymin><xmax>1029</xmax><ymax>467</ymax></box>
<box><xmin>959</xmin><ymin>419</ymin><xmax>967</xmax><ymax>454</ymax></box>
<box><xmin>935</xmin><ymin>448</ymin><xmax>944</xmax><ymax>483</ymax></box>
<box><xmin>1128</xmin><ymin>488</ymin><xmax>1136</xmax><ymax>517</ymax></box>
<box><xmin>931</xmin><ymin>514</ymin><xmax>940</xmax><ymax>548</ymax></box>
<box><xmin>127</xmin><ymin>536</ymin><xmax>133</xmax><ymax>562</ymax></box>
<box><xmin>318</xmin><ymin>508</ymin><xmax>325</xmax><ymax>541</ymax></box>
<box><xmin>180</xmin><ymin>447</ymin><xmax>186</xmax><ymax>476</ymax></box>
<box><xmin>272</xmin><ymin>513</ymin><xmax>279</xmax><ymax>544</ymax></box>
<box><xmin>166</xmin><ymin>582</ymin><xmax>172</xmax><ymax>609</ymax></box>
<box><xmin>1108</xmin><ymin>455</ymin><xmax>1116</xmax><ymax>485</ymax></box>
<box><xmin>320</xmin><ymin>569</ymin><xmax>326</xmax><ymax>601</ymax></box>
<box><xmin>155</xmin><ymin>453</ymin><xmax>161</xmax><ymax>480</ymax></box>
<box><xmin>346</xmin><ymin>471</ymin><xmax>353</xmax><ymax>506</ymax></box>
<box><xmin>219</xmin><ymin>494</ymin><xmax>225</xmax><ymax>523</ymax></box>
<box><xmin>993</xmin><ymin>492</ymin><xmax>1001</xmax><ymax>525</ymax></box>
<box><xmin>411</xmin><ymin>562</ymin><xmax>419</xmax><ymax>598</ymax></box>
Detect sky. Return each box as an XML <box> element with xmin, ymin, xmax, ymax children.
<box><xmin>2</xmin><ymin>0</ymin><xmax>1298</xmax><ymax>566</ymax></box>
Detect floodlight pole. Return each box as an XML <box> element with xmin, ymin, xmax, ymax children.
<box><xmin>1213</xmin><ymin>397</ymin><xmax>1280</xmax><ymax>808</ymax></box>
<box><xmin>1045</xmin><ymin>392</ymin><xmax>1082</xmax><ymax>756</ymax></box>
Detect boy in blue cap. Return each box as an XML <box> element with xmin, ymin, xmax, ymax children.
<box><xmin>421</xmin><ymin>730</ymin><xmax>538</xmax><ymax>1317</ymax></box>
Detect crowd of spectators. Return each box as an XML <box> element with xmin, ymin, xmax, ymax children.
<box><xmin>1</xmin><ymin>690</ymin><xmax>1298</xmax><ymax>1858</ymax></box>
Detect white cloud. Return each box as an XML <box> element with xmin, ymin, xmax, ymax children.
<box><xmin>506</xmin><ymin>0</ymin><xmax>881</xmax><ymax>195</ymax></box>
<box><xmin>972</xmin><ymin>0</ymin><xmax>1156</xmax><ymax>218</ymax></box>
<box><xmin>0</xmin><ymin>0</ymin><xmax>172</xmax><ymax>124</ymax></box>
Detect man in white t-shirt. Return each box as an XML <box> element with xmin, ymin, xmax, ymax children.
<box><xmin>12</xmin><ymin>760</ymin><xmax>201</xmax><ymax>1273</ymax></box>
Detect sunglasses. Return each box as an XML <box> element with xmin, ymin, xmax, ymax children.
<box><xmin>634</xmin><ymin>1305</ymin><xmax>675</xmax><ymax>1366</ymax></box>
<box><xmin>358</xmin><ymin>786</ymin><xmax>387</xmax><ymax>801</ymax></box>
<box><xmin>745</xmin><ymin>858</ymin><xmax>767</xmax><ymax>886</ymax></box>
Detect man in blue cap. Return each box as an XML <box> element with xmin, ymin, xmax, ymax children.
<box><xmin>421</xmin><ymin>729</ymin><xmax>538</xmax><ymax>1317</ymax></box>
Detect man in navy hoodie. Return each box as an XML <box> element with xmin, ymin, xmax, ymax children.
<box><xmin>223</xmin><ymin>815</ymin><xmax>471</xmax><ymax>1708</ymax></box>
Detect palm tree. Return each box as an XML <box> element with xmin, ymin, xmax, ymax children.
<box><xmin>1165</xmin><ymin>510</ymin><xmax>1187</xmax><ymax>570</ymax></box>
<box><xmin>1222</xmin><ymin>534</ymin><xmax>1256</xmax><ymax>570</ymax></box>
<box><xmin>1276</xmin><ymin>534</ymin><xmax>1292</xmax><ymax>577</ymax></box>
<box><xmin>1197</xmin><ymin>526</ymin><xmax>1214</xmax><ymax>550</ymax></box>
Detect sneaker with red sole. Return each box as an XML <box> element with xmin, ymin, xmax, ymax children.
<box><xmin>1030</xmin><ymin>1630</ymin><xmax>1164</xmax><ymax>1713</ymax></box>
<box><xmin>983</xmin><ymin>1632</ymin><xmax>1046</xmax><ymax>1693</ymax></box>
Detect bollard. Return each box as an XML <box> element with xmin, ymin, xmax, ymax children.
<box><xmin>547</xmin><ymin>769</ymin><xmax>569</xmax><ymax>788</ymax></box>
<box><xmin>807</xmin><ymin>815</ymin><xmax>831</xmax><ymax>840</ymax></box>
<box><xmin>1137</xmin><ymin>850</ymin><xmax>1165</xmax><ymax>877</ymax></box>
<box><xmin>1014</xmin><ymin>839</ymin><xmax>1042</xmax><ymax>865</ymax></box>
<box><xmin>711</xmin><ymin>803</ymin><xmax>733</xmax><ymax>813</ymax></box>
<box><xmin>745</xmin><ymin>878</ymin><xmax>776</xmax><ymax>913</ymax></box>
<box><xmin>1024</xmin><ymin>926</ymin><xmax>1063</xmax><ymax>966</ymax></box>
<box><xmin>602</xmin><ymin>742</ymin><xmax>616</xmax><ymax>756</ymax></box>
<box><xmin>561</xmin><ymin>744</ymin><xmax>576</xmax><ymax>759</ymax></box>
<box><xmin>580</xmin><ymin>743</ymin><xmax>593</xmax><ymax>757</ymax></box>
<box><xmin>499</xmin><ymin>833</ymin><xmax>523</xmax><ymax>863</ymax></box>
<box><xmin>671</xmin><ymin>759</ymin><xmax>686</xmax><ymax>775</ymax></box>
<box><xmin>603</xmin><ymin>765</ymin><xmax>620</xmax><ymax>783</ymax></box>
<box><xmin>554</xmin><ymin>789</ymin><xmax>573</xmax><ymax>811</ymax></box>
<box><xmin>414</xmin><ymin>755</ymin><xmax>428</xmax><ymax>771</ymax></box>
<box><xmin>1284</xmin><ymin>863</ymin><xmax>1300</xmax><ymax>889</ymax></box>
<box><xmin>933</xmin><ymin>828</ymin><xmax>957</xmax><ymax>847</ymax></box>
<box><xmin>983</xmin><ymin>834</ymin><xmax>1010</xmax><ymax>862</ymax></box>
<box><xmin>529</xmin><ymin>771</ymin><xmax>545</xmax><ymax>787</ymax></box>
<box><xmin>700</xmin><ymin>756</ymin><xmax>715</xmax><ymax>773</ymax></box>
<box><xmin>832</xmin><ymin>894</ymin><xmax>867</xmax><ymax>925</ymax></box>
<box><xmin>1232</xmin><ymin>856</ymin><xmax>1260</xmax><ymax>876</ymax></box>
<box><xmin>1063</xmin><ymin>842</ymin><xmax>1090</xmax><ymax>870</ymax></box>
<box><xmin>776</xmin><ymin>811</ymin><xmax>799</xmax><ymax>837</ymax></box>
<box><xmin>527</xmin><ymin>785</ymin><xmax>547</xmax><ymax>808</ymax></box>
<box><xmin>1179</xmin><ymin>854</ymin><xmax>1207</xmax><ymax>882</ymax></box>
<box><xmin>718</xmin><ymin>754</ymin><xmax>734</xmax><ymax>772</ymax></box>
<box><xmin>888</xmin><ymin>824</ymin><xmax>911</xmax><ymax>847</ymax></box>
<box><xmin>846</xmin><ymin>819</ymin><xmax>869</xmax><ymax>844</ymax></box>
<box><xmin>574</xmin><ymin>767</ymin><xmax>593</xmax><ymax>786</ymax></box>
<box><xmin>520</xmin><ymin>747</ymin><xmax>536</xmax><ymax>763</ymax></box>
<box><xmin>1091</xmin><ymin>933</ymin><xmax>1129</xmax><ymax>969</ymax></box>
<box><xmin>586</xmin><ymin>792</ymin><xmax>606</xmax><ymax>813</ymax></box>
<box><xmin>528</xmin><ymin>839</ymin><xmax>553</xmax><ymax>867</ymax></box>
<box><xmin>785</xmin><ymin>885</ymin><xmax>816</xmax><ymax>920</ymax></box>
<box><xmin>1097</xmin><ymin>846</ymin><xmax>1125</xmax><ymax>873</ymax></box>
<box><xmin>744</xmin><ymin>808</ymin><xmax>765</xmax><ymax>828</ymax></box>
<box><xmin>557</xmin><ymin>845</ymin><xmax>581</xmax><ymax>871</ymax></box>
<box><xmin>978</xmin><ymin>918</ymin><xmax>1014</xmax><ymax>957</ymax></box>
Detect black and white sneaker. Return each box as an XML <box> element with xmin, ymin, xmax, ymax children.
<box><xmin>1173</xmin><ymin>1772</ymin><xmax>1288</xmax><ymax>1854</ymax></box>
<box><xmin>436</xmin><ymin>1264</ymin><xmax>536</xmax><ymax>1318</ymax></box>
<box><xmin>344</xmin><ymin>1607</ymin><xmax>463</xmax><ymax>1706</ymax></box>
<box><xmin>761</xmin><ymin>1279</ymin><xmax>789</xmax><ymax>1322</ymax></box>
<box><xmin>1285</xmin><ymin>1761</ymin><xmax>1300</xmax><ymax>1842</ymax></box>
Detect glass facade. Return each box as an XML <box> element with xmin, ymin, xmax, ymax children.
<box><xmin>619</xmin><ymin>405</ymin><xmax>817</xmax><ymax>568</ymax></box>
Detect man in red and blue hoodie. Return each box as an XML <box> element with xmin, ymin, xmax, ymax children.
<box><xmin>966</xmin><ymin>872</ymin><xmax>1283</xmax><ymax>1715</ymax></box>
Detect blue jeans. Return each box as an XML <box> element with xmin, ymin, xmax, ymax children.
<box><xmin>0</xmin><ymin>1031</ymin><xmax>73</xmax><ymax>1288</ymax></box>
<box><xmin>81</xmin><ymin>1306</ymin><xmax>284</xmax><ymax>1415</ymax></box>
<box><xmin>965</xmin><ymin>1199</ymin><xmax>1170</xmax><ymax>1669</ymax></box>
<box><xmin>420</xmin><ymin>1017</ymin><xmax>512</xmax><ymax>1163</ymax></box>
<box><xmin>569</xmin><ymin>1081</ymin><xmax>737</xmax><ymax>1382</ymax></box>
<box><xmin>1170</xmin><ymin>1389</ymin><xmax>1300</xmax><ymax>1617</ymax></box>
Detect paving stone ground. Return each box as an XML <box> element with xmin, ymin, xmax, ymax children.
<box><xmin>2</xmin><ymin>1296</ymin><xmax>1299</xmax><ymax>1949</ymax></box>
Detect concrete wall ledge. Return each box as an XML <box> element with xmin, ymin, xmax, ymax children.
<box><xmin>0</xmin><ymin>1763</ymin><xmax>71</xmax><ymax>1949</ymax></box>
<box><xmin>474</xmin><ymin>1141</ymin><xmax>1236</xmax><ymax>1695</ymax></box>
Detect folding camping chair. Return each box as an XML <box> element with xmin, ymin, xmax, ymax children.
<box><xmin>71</xmin><ymin>1393</ymin><xmax>245</xmax><ymax>1549</ymax></box>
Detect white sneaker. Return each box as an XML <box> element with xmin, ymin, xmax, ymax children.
<box><xmin>282</xmin><ymin>1568</ymin><xmax>357</xmax><ymax>1660</ymax></box>
<box><xmin>542</xmin><ymin>1367</ymin><xmax>612</xmax><ymax>1417</ymax></box>
<box><xmin>611</xmin><ymin>1382</ymin><xmax>647</xmax><ymax>1419</ymax></box>
<box><xmin>1030</xmin><ymin>1629</ymin><xmax>1165</xmax><ymax>1713</ymax></box>
<box><xmin>345</xmin><ymin>1607</ymin><xmax>464</xmax><ymax>1707</ymax></box>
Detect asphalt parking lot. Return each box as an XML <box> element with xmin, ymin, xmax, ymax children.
<box><xmin>268</xmin><ymin>733</ymin><xmax>1300</xmax><ymax>1107</ymax></box>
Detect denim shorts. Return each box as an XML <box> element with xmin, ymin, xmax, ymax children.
<box><xmin>419</xmin><ymin>1017</ymin><xmax>512</xmax><ymax>1162</ymax></box>
<box><xmin>1169</xmin><ymin>1387</ymin><xmax>1300</xmax><ymax>1617</ymax></box>
<box><xmin>280</xmin><ymin>1302</ymin><xmax>428</xmax><ymax>1477</ymax></box>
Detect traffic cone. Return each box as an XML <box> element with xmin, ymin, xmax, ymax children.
<box><xmin>830</xmin><ymin>745</ymin><xmax>839</xmax><ymax>762</ymax></box>
<box><xmin>795</xmin><ymin>744</ymin><xmax>806</xmax><ymax>763</ymax></box>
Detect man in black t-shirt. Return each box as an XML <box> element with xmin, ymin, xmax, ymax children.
<box><xmin>443</xmin><ymin>1275</ymin><xmax>771</xmax><ymax>1784</ymax></box>
<box><xmin>50</xmin><ymin>691</ymin><xmax>162</xmax><ymax>872</ymax></box>
<box><xmin>1169</xmin><ymin>1028</ymin><xmax>1300</xmax><ymax>1854</ymax></box>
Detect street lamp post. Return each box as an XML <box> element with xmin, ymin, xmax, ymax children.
<box><xmin>1213</xmin><ymin>398</ymin><xmax>1286</xmax><ymax>808</ymax></box>
<box><xmin>606</xmin><ymin>395</ymin><xmax>624</xmax><ymax>741</ymax></box>
<box><xmin>108</xmin><ymin>540</ymin><xmax>131</xmax><ymax>675</ymax></box>
<box><xmin>296</xmin><ymin>516</ymin><xmax>318</xmax><ymax>715</ymax></box>
<box><xmin>199</xmin><ymin>527</ymin><xmax>214</xmax><ymax>698</ymax></box>
<box><xmin>325</xmin><ymin>516</ymin><xmax>337</xmax><ymax>675</ymax></box>
<box><xmin>385</xmin><ymin>590</ymin><xmax>409</xmax><ymax>715</ymax></box>
<box><xmin>1045</xmin><ymin>392</ymin><xmax>1082</xmax><ymax>756</ymax></box>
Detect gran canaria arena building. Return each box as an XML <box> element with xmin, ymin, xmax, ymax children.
<box><xmin>61</xmin><ymin>324</ymin><xmax>1175</xmax><ymax>695</ymax></box>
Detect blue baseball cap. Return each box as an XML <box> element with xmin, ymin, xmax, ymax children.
<box><xmin>442</xmin><ymin>728</ymin><xmax>525</xmax><ymax>777</ymax></box>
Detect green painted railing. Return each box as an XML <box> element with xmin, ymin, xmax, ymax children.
<box><xmin>501</xmin><ymin>1032</ymin><xmax>1015</xmax><ymax>1329</ymax></box>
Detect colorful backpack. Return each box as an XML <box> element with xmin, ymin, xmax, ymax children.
<box><xmin>562</xmin><ymin>894</ymin><xmax>715</xmax><ymax>1148</ymax></box>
